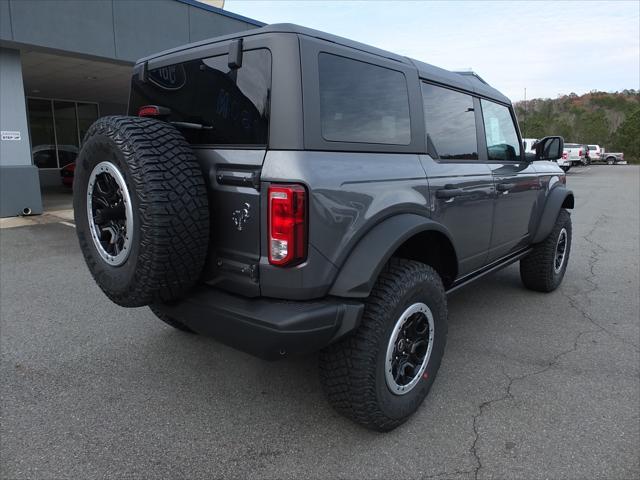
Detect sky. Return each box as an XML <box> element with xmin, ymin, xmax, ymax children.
<box><xmin>225</xmin><ymin>0</ymin><xmax>640</xmax><ymax>101</ymax></box>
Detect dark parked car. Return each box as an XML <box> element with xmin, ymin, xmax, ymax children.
<box><xmin>60</xmin><ymin>162</ymin><xmax>75</xmax><ymax>187</ymax></box>
<box><xmin>73</xmin><ymin>24</ymin><xmax>573</xmax><ymax>431</ymax></box>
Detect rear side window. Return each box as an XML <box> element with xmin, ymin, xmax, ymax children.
<box><xmin>421</xmin><ymin>83</ymin><xmax>478</xmax><ymax>160</ymax></box>
<box><xmin>129</xmin><ymin>49</ymin><xmax>271</xmax><ymax>146</ymax></box>
<box><xmin>480</xmin><ymin>99</ymin><xmax>521</xmax><ymax>161</ymax></box>
<box><xmin>318</xmin><ymin>53</ymin><xmax>411</xmax><ymax>145</ymax></box>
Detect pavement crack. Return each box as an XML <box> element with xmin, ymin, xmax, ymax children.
<box><xmin>467</xmin><ymin>325</ymin><xmax>598</xmax><ymax>480</ymax></box>
<box><xmin>422</xmin><ymin>468</ymin><xmax>475</xmax><ymax>479</ymax></box>
<box><xmin>467</xmin><ymin>371</ymin><xmax>513</xmax><ymax>480</ymax></box>
<box><xmin>562</xmin><ymin>213</ymin><xmax>639</xmax><ymax>350</ymax></box>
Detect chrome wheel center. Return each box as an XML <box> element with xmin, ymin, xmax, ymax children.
<box><xmin>554</xmin><ymin>228</ymin><xmax>568</xmax><ymax>274</ymax></box>
<box><xmin>385</xmin><ymin>302</ymin><xmax>435</xmax><ymax>395</ymax></box>
<box><xmin>87</xmin><ymin>161</ymin><xmax>133</xmax><ymax>266</ymax></box>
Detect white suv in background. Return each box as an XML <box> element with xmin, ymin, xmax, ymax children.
<box><xmin>522</xmin><ymin>138</ymin><xmax>538</xmax><ymax>155</ymax></box>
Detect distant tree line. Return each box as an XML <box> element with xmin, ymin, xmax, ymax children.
<box><xmin>514</xmin><ymin>90</ymin><xmax>639</xmax><ymax>162</ymax></box>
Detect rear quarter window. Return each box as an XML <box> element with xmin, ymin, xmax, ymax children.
<box><xmin>318</xmin><ymin>53</ymin><xmax>411</xmax><ymax>145</ymax></box>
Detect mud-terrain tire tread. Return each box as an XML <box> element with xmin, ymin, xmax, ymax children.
<box><xmin>319</xmin><ymin>258</ymin><xmax>447</xmax><ymax>431</ymax></box>
<box><xmin>520</xmin><ymin>208</ymin><xmax>572</xmax><ymax>292</ymax></box>
<box><xmin>74</xmin><ymin>116</ymin><xmax>209</xmax><ymax>307</ymax></box>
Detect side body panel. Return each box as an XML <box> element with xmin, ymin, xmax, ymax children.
<box><xmin>530</xmin><ymin>161</ymin><xmax>573</xmax><ymax>243</ymax></box>
<box><xmin>419</xmin><ymin>155</ymin><xmax>495</xmax><ymax>275</ymax></box>
<box><xmin>487</xmin><ymin>161</ymin><xmax>541</xmax><ymax>261</ymax></box>
<box><xmin>259</xmin><ymin>150</ymin><xmax>430</xmax><ymax>299</ymax></box>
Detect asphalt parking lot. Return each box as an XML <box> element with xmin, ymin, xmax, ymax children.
<box><xmin>1</xmin><ymin>165</ymin><xmax>638</xmax><ymax>480</ymax></box>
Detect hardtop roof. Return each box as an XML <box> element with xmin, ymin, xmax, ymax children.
<box><xmin>138</xmin><ymin>23</ymin><xmax>510</xmax><ymax>105</ymax></box>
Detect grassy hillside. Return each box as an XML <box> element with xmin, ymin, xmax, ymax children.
<box><xmin>514</xmin><ymin>90</ymin><xmax>640</xmax><ymax>162</ymax></box>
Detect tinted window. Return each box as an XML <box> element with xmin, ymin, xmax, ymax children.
<box><xmin>421</xmin><ymin>83</ymin><xmax>478</xmax><ymax>160</ymax></box>
<box><xmin>318</xmin><ymin>53</ymin><xmax>411</xmax><ymax>145</ymax></box>
<box><xmin>481</xmin><ymin>99</ymin><xmax>521</xmax><ymax>161</ymax></box>
<box><xmin>129</xmin><ymin>49</ymin><xmax>271</xmax><ymax>145</ymax></box>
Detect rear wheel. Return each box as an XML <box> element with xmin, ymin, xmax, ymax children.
<box><xmin>520</xmin><ymin>209</ymin><xmax>572</xmax><ymax>292</ymax></box>
<box><xmin>561</xmin><ymin>165</ymin><xmax>570</xmax><ymax>173</ymax></box>
<box><xmin>607</xmin><ymin>157</ymin><xmax>615</xmax><ymax>165</ymax></box>
<box><xmin>74</xmin><ymin>116</ymin><xmax>210</xmax><ymax>307</ymax></box>
<box><xmin>319</xmin><ymin>258</ymin><xmax>447</xmax><ymax>431</ymax></box>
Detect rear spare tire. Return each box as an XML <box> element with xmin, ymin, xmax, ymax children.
<box><xmin>73</xmin><ymin>116</ymin><xmax>209</xmax><ymax>307</ymax></box>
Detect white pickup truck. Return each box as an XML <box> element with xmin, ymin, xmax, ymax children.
<box><xmin>524</xmin><ymin>138</ymin><xmax>573</xmax><ymax>171</ymax></box>
<box><xmin>599</xmin><ymin>148</ymin><xmax>625</xmax><ymax>165</ymax></box>
<box><xmin>560</xmin><ymin>143</ymin><xmax>589</xmax><ymax>171</ymax></box>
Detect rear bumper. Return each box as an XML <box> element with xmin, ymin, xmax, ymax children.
<box><xmin>155</xmin><ymin>287</ymin><xmax>364</xmax><ymax>360</ymax></box>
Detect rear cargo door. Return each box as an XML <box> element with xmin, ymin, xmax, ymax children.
<box><xmin>197</xmin><ymin>148</ymin><xmax>264</xmax><ymax>297</ymax></box>
<box><xmin>129</xmin><ymin>48</ymin><xmax>272</xmax><ymax>296</ymax></box>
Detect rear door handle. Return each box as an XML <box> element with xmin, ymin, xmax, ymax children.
<box><xmin>496</xmin><ymin>182</ymin><xmax>515</xmax><ymax>192</ymax></box>
<box><xmin>436</xmin><ymin>188</ymin><xmax>466</xmax><ymax>199</ymax></box>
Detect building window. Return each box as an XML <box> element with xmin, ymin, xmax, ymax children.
<box><xmin>27</xmin><ymin>98</ymin><xmax>99</xmax><ymax>169</ymax></box>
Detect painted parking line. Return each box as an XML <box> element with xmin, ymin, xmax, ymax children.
<box><xmin>0</xmin><ymin>209</ymin><xmax>75</xmax><ymax>229</ymax></box>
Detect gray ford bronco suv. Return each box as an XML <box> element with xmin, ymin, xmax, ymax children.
<box><xmin>74</xmin><ymin>24</ymin><xmax>573</xmax><ymax>431</ymax></box>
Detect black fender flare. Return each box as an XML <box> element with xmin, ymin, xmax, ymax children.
<box><xmin>532</xmin><ymin>186</ymin><xmax>574</xmax><ymax>243</ymax></box>
<box><xmin>328</xmin><ymin>214</ymin><xmax>457</xmax><ymax>298</ymax></box>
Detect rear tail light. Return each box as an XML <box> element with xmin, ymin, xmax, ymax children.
<box><xmin>578</xmin><ymin>149</ymin><xmax>582</xmax><ymax>156</ymax></box>
<box><xmin>268</xmin><ymin>184</ymin><xmax>307</xmax><ymax>266</ymax></box>
<box><xmin>562</xmin><ymin>152</ymin><xmax>568</xmax><ymax>159</ymax></box>
<box><xmin>138</xmin><ymin>105</ymin><xmax>170</xmax><ymax>117</ymax></box>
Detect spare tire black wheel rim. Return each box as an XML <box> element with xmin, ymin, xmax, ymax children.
<box><xmin>554</xmin><ymin>228</ymin><xmax>568</xmax><ymax>274</ymax></box>
<box><xmin>87</xmin><ymin>161</ymin><xmax>133</xmax><ymax>266</ymax></box>
<box><xmin>385</xmin><ymin>302</ymin><xmax>435</xmax><ymax>395</ymax></box>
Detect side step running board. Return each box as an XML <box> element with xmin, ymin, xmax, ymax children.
<box><xmin>446</xmin><ymin>248</ymin><xmax>532</xmax><ymax>295</ymax></box>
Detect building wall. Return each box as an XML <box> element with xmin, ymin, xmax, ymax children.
<box><xmin>0</xmin><ymin>48</ymin><xmax>43</xmax><ymax>216</ymax></box>
<box><xmin>0</xmin><ymin>0</ymin><xmax>263</xmax><ymax>63</ymax></box>
<box><xmin>0</xmin><ymin>0</ymin><xmax>263</xmax><ymax>217</ymax></box>
<box><xmin>0</xmin><ymin>48</ymin><xmax>30</xmax><ymax>168</ymax></box>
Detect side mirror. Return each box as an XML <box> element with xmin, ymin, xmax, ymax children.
<box><xmin>533</xmin><ymin>136</ymin><xmax>564</xmax><ymax>161</ymax></box>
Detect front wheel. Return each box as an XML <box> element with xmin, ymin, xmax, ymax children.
<box><xmin>561</xmin><ymin>165</ymin><xmax>571</xmax><ymax>173</ymax></box>
<box><xmin>520</xmin><ymin>209</ymin><xmax>572</xmax><ymax>292</ymax></box>
<box><xmin>319</xmin><ymin>258</ymin><xmax>447</xmax><ymax>431</ymax></box>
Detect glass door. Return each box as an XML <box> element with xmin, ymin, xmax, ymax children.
<box><xmin>53</xmin><ymin>101</ymin><xmax>79</xmax><ymax>167</ymax></box>
<box><xmin>27</xmin><ymin>98</ymin><xmax>100</xmax><ymax>170</ymax></box>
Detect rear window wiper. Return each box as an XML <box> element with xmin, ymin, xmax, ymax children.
<box><xmin>170</xmin><ymin>121</ymin><xmax>213</xmax><ymax>130</ymax></box>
